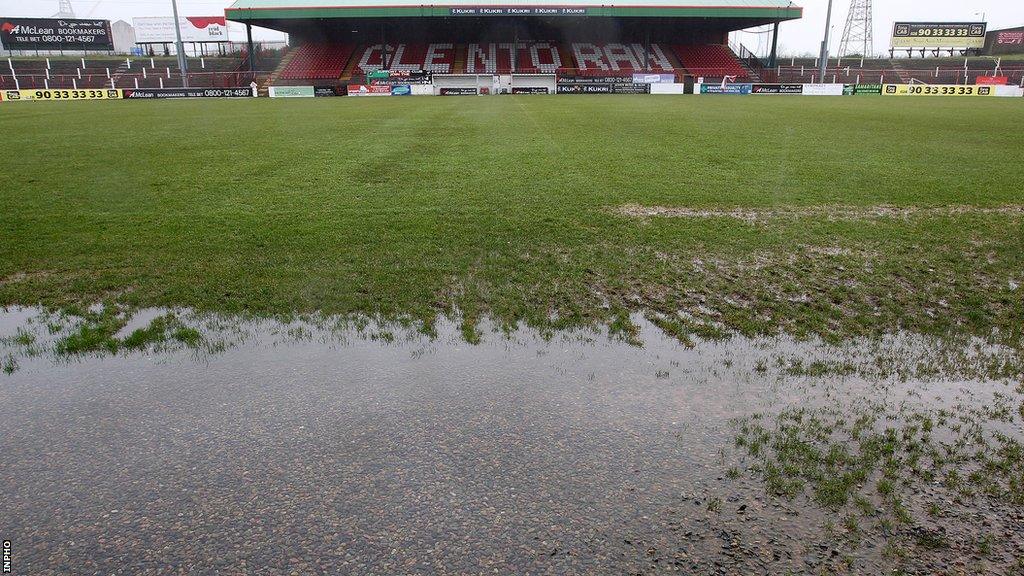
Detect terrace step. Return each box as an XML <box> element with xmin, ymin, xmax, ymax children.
<box><xmin>453</xmin><ymin>44</ymin><xmax>466</xmax><ymax>74</ymax></box>
<box><xmin>340</xmin><ymin>46</ymin><xmax>362</xmax><ymax>80</ymax></box>
<box><xmin>267</xmin><ymin>48</ymin><xmax>297</xmax><ymax>85</ymax></box>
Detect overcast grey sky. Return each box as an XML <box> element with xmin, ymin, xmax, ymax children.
<box><xmin>1</xmin><ymin>0</ymin><xmax>1021</xmax><ymax>55</ymax></box>
<box><xmin>753</xmin><ymin>0</ymin><xmax>1023</xmax><ymax>56</ymax></box>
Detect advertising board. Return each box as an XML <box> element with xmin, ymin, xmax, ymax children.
<box><xmin>556</xmin><ymin>83</ymin><xmax>648</xmax><ymax>94</ymax></box>
<box><xmin>891</xmin><ymin>22</ymin><xmax>987</xmax><ymax>49</ymax></box>
<box><xmin>511</xmin><ymin>87</ymin><xmax>549</xmax><ymax>94</ymax></box>
<box><xmin>122</xmin><ymin>87</ymin><xmax>255</xmax><ymax>99</ymax></box>
<box><xmin>268</xmin><ymin>86</ymin><xmax>315</xmax><ymax>98</ymax></box>
<box><xmin>802</xmin><ymin>84</ymin><xmax>845</xmax><ymax>96</ymax></box>
<box><xmin>649</xmin><ymin>83</ymin><xmax>685</xmax><ymax>95</ymax></box>
<box><xmin>347</xmin><ymin>85</ymin><xmax>392</xmax><ymax>96</ymax></box>
<box><xmin>992</xmin><ymin>86</ymin><xmax>1024</xmax><ymax>97</ymax></box>
<box><xmin>751</xmin><ymin>84</ymin><xmax>803</xmax><ymax>94</ymax></box>
<box><xmin>882</xmin><ymin>84</ymin><xmax>994</xmax><ymax>96</ymax></box>
<box><xmin>632</xmin><ymin>74</ymin><xmax>675</xmax><ymax>84</ymax></box>
<box><xmin>1</xmin><ymin>88</ymin><xmax>120</xmax><ymax>101</ymax></box>
<box><xmin>369</xmin><ymin>71</ymin><xmax>433</xmax><ymax>86</ymax></box>
<box><xmin>558</xmin><ymin>84</ymin><xmax>607</xmax><ymax>93</ymax></box>
<box><xmin>132</xmin><ymin>17</ymin><xmax>228</xmax><ymax>43</ymax></box>
<box><xmin>439</xmin><ymin>87</ymin><xmax>478</xmax><ymax>95</ymax></box>
<box><xmin>448</xmin><ymin>7</ymin><xmax>588</xmax><ymax>16</ymax></box>
<box><xmin>0</xmin><ymin>17</ymin><xmax>112</xmax><ymax>50</ymax></box>
<box><xmin>995</xmin><ymin>31</ymin><xmax>1023</xmax><ymax>46</ymax></box>
<box><xmin>699</xmin><ymin>84</ymin><xmax>752</xmax><ymax>95</ymax></box>
<box><xmin>610</xmin><ymin>83</ymin><xmax>650</xmax><ymax>94</ymax></box>
<box><xmin>842</xmin><ymin>84</ymin><xmax>883</xmax><ymax>95</ymax></box>
<box><xmin>558</xmin><ymin>75</ymin><xmax>633</xmax><ymax>84</ymax></box>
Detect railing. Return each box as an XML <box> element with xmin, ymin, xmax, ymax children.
<box><xmin>770</xmin><ymin>66</ymin><xmax>1024</xmax><ymax>86</ymax></box>
<box><xmin>729</xmin><ymin>42</ymin><xmax>767</xmax><ymax>77</ymax></box>
<box><xmin>5</xmin><ymin>65</ymin><xmax>1020</xmax><ymax>90</ymax></box>
<box><xmin>0</xmin><ymin>71</ymin><xmax>268</xmax><ymax>90</ymax></box>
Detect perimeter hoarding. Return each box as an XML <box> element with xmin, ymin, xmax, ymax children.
<box><xmin>882</xmin><ymin>84</ymin><xmax>994</xmax><ymax>97</ymax></box>
<box><xmin>268</xmin><ymin>85</ymin><xmax>315</xmax><ymax>98</ymax></box>
<box><xmin>891</xmin><ymin>22</ymin><xmax>987</xmax><ymax>49</ymax></box>
<box><xmin>750</xmin><ymin>84</ymin><xmax>803</xmax><ymax>94</ymax></box>
<box><xmin>801</xmin><ymin>84</ymin><xmax>845</xmax><ymax>96</ymax></box>
<box><xmin>347</xmin><ymin>84</ymin><xmax>392</xmax><ymax>96</ymax></box>
<box><xmin>699</xmin><ymin>84</ymin><xmax>752</xmax><ymax>94</ymax></box>
<box><xmin>439</xmin><ymin>87</ymin><xmax>478</xmax><ymax>95</ymax></box>
<box><xmin>556</xmin><ymin>83</ymin><xmax>649</xmax><ymax>94</ymax></box>
<box><xmin>632</xmin><ymin>73</ymin><xmax>675</xmax><ymax>84</ymax></box>
<box><xmin>122</xmin><ymin>87</ymin><xmax>255</xmax><ymax>99</ymax></box>
<box><xmin>132</xmin><ymin>17</ymin><xmax>229</xmax><ymax>43</ymax></box>
<box><xmin>2</xmin><ymin>88</ymin><xmax>121</xmax><ymax>101</ymax></box>
<box><xmin>843</xmin><ymin>84</ymin><xmax>883</xmax><ymax>95</ymax></box>
<box><xmin>0</xmin><ymin>18</ymin><xmax>113</xmax><ymax>50</ymax></box>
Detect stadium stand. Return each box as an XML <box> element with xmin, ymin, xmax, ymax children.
<box><xmin>0</xmin><ymin>56</ymin><xmax>250</xmax><ymax>90</ymax></box>
<box><xmin>354</xmin><ymin>44</ymin><xmax>456</xmax><ymax>73</ymax></box>
<box><xmin>771</xmin><ymin>57</ymin><xmax>1024</xmax><ymax>85</ymax></box>
<box><xmin>466</xmin><ymin>43</ymin><xmax>562</xmax><ymax>74</ymax></box>
<box><xmin>672</xmin><ymin>45</ymin><xmax>750</xmax><ymax>80</ymax></box>
<box><xmin>568</xmin><ymin>43</ymin><xmax>675</xmax><ymax>75</ymax></box>
<box><xmin>6</xmin><ymin>48</ymin><xmax>1018</xmax><ymax>92</ymax></box>
<box><xmin>278</xmin><ymin>43</ymin><xmax>355</xmax><ymax>81</ymax></box>
<box><xmin>226</xmin><ymin>0</ymin><xmax>802</xmax><ymax>86</ymax></box>
<box><xmin>261</xmin><ymin>40</ymin><xmax>786</xmax><ymax>82</ymax></box>
<box><xmin>340</xmin><ymin>41</ymin><xmax>677</xmax><ymax>76</ymax></box>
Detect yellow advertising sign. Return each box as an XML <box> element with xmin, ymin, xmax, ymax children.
<box><xmin>882</xmin><ymin>84</ymin><xmax>995</xmax><ymax>97</ymax></box>
<box><xmin>1</xmin><ymin>88</ymin><xmax>122</xmax><ymax>101</ymax></box>
<box><xmin>891</xmin><ymin>22</ymin><xmax>987</xmax><ymax>49</ymax></box>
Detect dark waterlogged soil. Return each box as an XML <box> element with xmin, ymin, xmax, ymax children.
<box><xmin>0</xmin><ymin>309</ymin><xmax>1022</xmax><ymax>575</ymax></box>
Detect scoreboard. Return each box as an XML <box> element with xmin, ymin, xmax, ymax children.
<box><xmin>891</xmin><ymin>22</ymin><xmax>987</xmax><ymax>49</ymax></box>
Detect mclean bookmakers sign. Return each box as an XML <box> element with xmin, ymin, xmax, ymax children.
<box><xmin>0</xmin><ymin>17</ymin><xmax>113</xmax><ymax>50</ymax></box>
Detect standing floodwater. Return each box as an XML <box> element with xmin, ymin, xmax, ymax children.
<box><xmin>1</xmin><ymin>310</ymin><xmax>1022</xmax><ymax>574</ymax></box>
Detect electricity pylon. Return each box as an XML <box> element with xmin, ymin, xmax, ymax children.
<box><xmin>838</xmin><ymin>0</ymin><xmax>873</xmax><ymax>58</ymax></box>
<box><xmin>53</xmin><ymin>0</ymin><xmax>76</xmax><ymax>18</ymax></box>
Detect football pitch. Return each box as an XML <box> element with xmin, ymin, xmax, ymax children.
<box><xmin>1</xmin><ymin>95</ymin><xmax>1022</xmax><ymax>343</ymax></box>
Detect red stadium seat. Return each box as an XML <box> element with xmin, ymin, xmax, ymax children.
<box><xmin>466</xmin><ymin>43</ymin><xmax>562</xmax><ymax>74</ymax></box>
<box><xmin>672</xmin><ymin>45</ymin><xmax>749</xmax><ymax>79</ymax></box>
<box><xmin>354</xmin><ymin>44</ymin><xmax>456</xmax><ymax>73</ymax></box>
<box><xmin>569</xmin><ymin>43</ymin><xmax>675</xmax><ymax>74</ymax></box>
<box><xmin>279</xmin><ymin>43</ymin><xmax>356</xmax><ymax>80</ymax></box>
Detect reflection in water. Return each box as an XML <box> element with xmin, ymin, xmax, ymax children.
<box><xmin>0</xmin><ymin>307</ymin><xmax>1021</xmax><ymax>574</ymax></box>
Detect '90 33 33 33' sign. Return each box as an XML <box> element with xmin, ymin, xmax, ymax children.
<box><xmin>1</xmin><ymin>88</ymin><xmax>121</xmax><ymax>101</ymax></box>
<box><xmin>882</xmin><ymin>84</ymin><xmax>993</xmax><ymax>96</ymax></box>
<box><xmin>891</xmin><ymin>22</ymin><xmax>986</xmax><ymax>48</ymax></box>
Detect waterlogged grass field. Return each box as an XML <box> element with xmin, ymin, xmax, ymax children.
<box><xmin>1</xmin><ymin>95</ymin><xmax>1022</xmax><ymax>345</ymax></box>
<box><xmin>3</xmin><ymin>95</ymin><xmax>1024</xmax><ymax>573</ymax></box>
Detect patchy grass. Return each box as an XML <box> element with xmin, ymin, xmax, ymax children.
<box><xmin>0</xmin><ymin>97</ymin><xmax>1022</xmax><ymax>346</ymax></box>
<box><xmin>171</xmin><ymin>326</ymin><xmax>202</xmax><ymax>347</ymax></box>
<box><xmin>731</xmin><ymin>388</ymin><xmax>1024</xmax><ymax>571</ymax></box>
<box><xmin>50</xmin><ymin>309</ymin><xmax>203</xmax><ymax>357</ymax></box>
<box><xmin>2</xmin><ymin>354</ymin><xmax>17</xmax><ymax>374</ymax></box>
<box><xmin>54</xmin><ymin>310</ymin><xmax>124</xmax><ymax>355</ymax></box>
<box><xmin>122</xmin><ymin>315</ymin><xmax>171</xmax><ymax>350</ymax></box>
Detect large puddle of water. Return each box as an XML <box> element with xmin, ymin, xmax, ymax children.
<box><xmin>0</xmin><ymin>308</ymin><xmax>1020</xmax><ymax>574</ymax></box>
